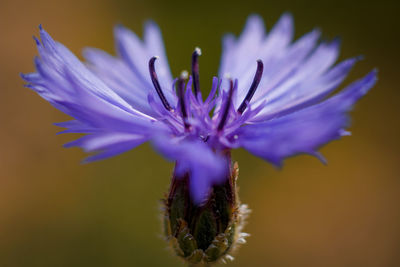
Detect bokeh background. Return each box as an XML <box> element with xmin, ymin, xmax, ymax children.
<box><xmin>1</xmin><ymin>0</ymin><xmax>399</xmax><ymax>266</ymax></box>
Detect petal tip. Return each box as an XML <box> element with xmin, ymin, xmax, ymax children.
<box><xmin>331</xmin><ymin>37</ymin><xmax>342</xmax><ymax>48</ymax></box>
<box><xmin>279</xmin><ymin>12</ymin><xmax>294</xmax><ymax>26</ymax></box>
<box><xmin>245</xmin><ymin>13</ymin><xmax>265</xmax><ymax>32</ymax></box>
<box><xmin>365</xmin><ymin>69</ymin><xmax>378</xmax><ymax>86</ymax></box>
<box><xmin>281</xmin><ymin>12</ymin><xmax>294</xmax><ymax>20</ymax></box>
<box><xmin>19</xmin><ymin>72</ymin><xmax>27</xmax><ymax>80</ymax></box>
<box><xmin>33</xmin><ymin>36</ymin><xmax>41</xmax><ymax>46</ymax></box>
<box><xmin>144</xmin><ymin>19</ymin><xmax>159</xmax><ymax>30</ymax></box>
<box><xmin>114</xmin><ymin>23</ymin><xmax>126</xmax><ymax>33</ymax></box>
<box><xmin>247</xmin><ymin>13</ymin><xmax>264</xmax><ymax>23</ymax></box>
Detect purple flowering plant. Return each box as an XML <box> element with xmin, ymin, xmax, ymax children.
<box><xmin>22</xmin><ymin>14</ymin><xmax>376</xmax><ymax>265</ymax></box>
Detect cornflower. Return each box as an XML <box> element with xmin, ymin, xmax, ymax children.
<box><xmin>21</xmin><ymin>14</ymin><xmax>376</xmax><ymax>265</ymax></box>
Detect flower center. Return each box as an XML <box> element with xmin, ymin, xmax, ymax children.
<box><xmin>148</xmin><ymin>51</ymin><xmax>264</xmax><ymax>132</ymax></box>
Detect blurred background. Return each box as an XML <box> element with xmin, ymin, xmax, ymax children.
<box><xmin>1</xmin><ymin>0</ymin><xmax>399</xmax><ymax>266</ymax></box>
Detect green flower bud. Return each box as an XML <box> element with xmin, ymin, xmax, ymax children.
<box><xmin>162</xmin><ymin>162</ymin><xmax>250</xmax><ymax>265</ymax></box>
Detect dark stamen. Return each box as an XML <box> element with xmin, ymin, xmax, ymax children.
<box><xmin>191</xmin><ymin>47</ymin><xmax>201</xmax><ymax>97</ymax></box>
<box><xmin>177</xmin><ymin>71</ymin><xmax>190</xmax><ymax>130</ymax></box>
<box><xmin>149</xmin><ymin>57</ymin><xmax>173</xmax><ymax>111</ymax></box>
<box><xmin>237</xmin><ymin>59</ymin><xmax>264</xmax><ymax>114</ymax></box>
<box><xmin>218</xmin><ymin>79</ymin><xmax>235</xmax><ymax>132</ymax></box>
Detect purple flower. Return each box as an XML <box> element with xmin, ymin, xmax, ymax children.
<box><xmin>22</xmin><ymin>14</ymin><xmax>376</xmax><ymax>204</ymax></box>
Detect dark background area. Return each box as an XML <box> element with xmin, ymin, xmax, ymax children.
<box><xmin>0</xmin><ymin>0</ymin><xmax>399</xmax><ymax>266</ymax></box>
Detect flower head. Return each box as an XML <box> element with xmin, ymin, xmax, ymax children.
<box><xmin>22</xmin><ymin>14</ymin><xmax>376</xmax><ymax>205</ymax></box>
<box><xmin>22</xmin><ymin>13</ymin><xmax>376</xmax><ymax>264</ymax></box>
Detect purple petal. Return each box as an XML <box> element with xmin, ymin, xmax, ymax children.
<box><xmin>236</xmin><ymin>70</ymin><xmax>377</xmax><ymax>166</ymax></box>
<box><xmin>83</xmin><ymin>48</ymin><xmax>155</xmax><ymax>115</ymax></box>
<box><xmin>252</xmin><ymin>57</ymin><xmax>359</xmax><ymax>121</ymax></box>
<box><xmin>62</xmin><ymin>131</ymin><xmax>148</xmax><ymax>163</ymax></box>
<box><xmin>144</xmin><ymin>21</ymin><xmax>174</xmax><ymax>87</ymax></box>
<box><xmin>152</xmin><ymin>136</ymin><xmax>228</xmax><ymax>204</ymax></box>
<box><xmin>114</xmin><ymin>24</ymin><xmax>176</xmax><ymax>106</ymax></box>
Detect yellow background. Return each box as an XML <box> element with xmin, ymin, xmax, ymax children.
<box><xmin>0</xmin><ymin>0</ymin><xmax>399</xmax><ymax>266</ymax></box>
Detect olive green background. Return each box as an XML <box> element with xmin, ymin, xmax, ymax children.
<box><xmin>0</xmin><ymin>0</ymin><xmax>399</xmax><ymax>266</ymax></box>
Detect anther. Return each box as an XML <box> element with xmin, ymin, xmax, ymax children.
<box><xmin>218</xmin><ymin>79</ymin><xmax>236</xmax><ymax>131</ymax></box>
<box><xmin>149</xmin><ymin>57</ymin><xmax>173</xmax><ymax>111</ymax></box>
<box><xmin>191</xmin><ymin>47</ymin><xmax>202</xmax><ymax>97</ymax></box>
<box><xmin>177</xmin><ymin>71</ymin><xmax>190</xmax><ymax>130</ymax></box>
<box><xmin>237</xmin><ymin>59</ymin><xmax>264</xmax><ymax>114</ymax></box>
